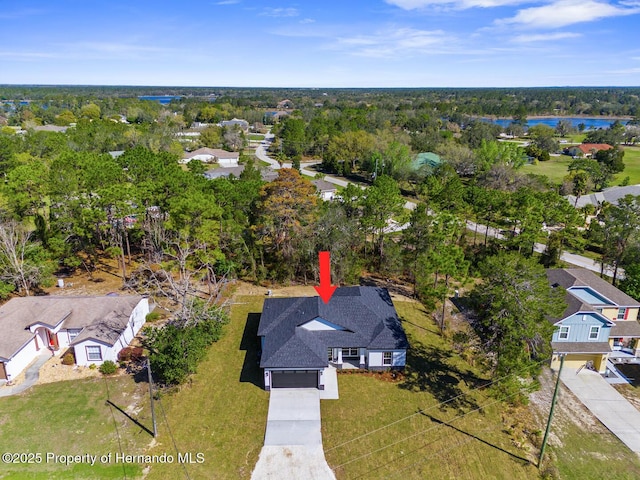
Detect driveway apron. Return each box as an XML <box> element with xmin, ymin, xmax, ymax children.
<box><xmin>251</xmin><ymin>389</ymin><xmax>336</xmax><ymax>479</ymax></box>
<box><xmin>561</xmin><ymin>368</ymin><xmax>640</xmax><ymax>454</ymax></box>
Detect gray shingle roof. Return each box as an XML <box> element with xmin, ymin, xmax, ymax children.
<box><xmin>547</xmin><ymin>268</ymin><xmax>640</xmax><ymax>308</ymax></box>
<box><xmin>0</xmin><ymin>296</ymin><xmax>144</xmax><ymax>359</ymax></box>
<box><xmin>551</xmin><ymin>341</ymin><xmax>612</xmax><ymax>354</ymax></box>
<box><xmin>566</xmin><ymin>185</ymin><xmax>640</xmax><ymax>209</ymax></box>
<box><xmin>258</xmin><ymin>287</ymin><xmax>408</xmax><ymax>369</ymax></box>
<box><xmin>611</xmin><ymin>321</ymin><xmax>640</xmax><ymax>337</ymax></box>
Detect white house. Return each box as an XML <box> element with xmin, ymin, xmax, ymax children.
<box><xmin>0</xmin><ymin>296</ymin><xmax>149</xmax><ymax>382</ymax></box>
<box><xmin>181</xmin><ymin>147</ymin><xmax>240</xmax><ymax>166</ymax></box>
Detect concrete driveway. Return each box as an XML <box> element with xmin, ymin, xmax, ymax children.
<box><xmin>251</xmin><ymin>389</ymin><xmax>335</xmax><ymax>479</ymax></box>
<box><xmin>561</xmin><ymin>368</ymin><xmax>640</xmax><ymax>453</ymax></box>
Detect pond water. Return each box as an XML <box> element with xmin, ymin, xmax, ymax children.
<box><xmin>486</xmin><ymin>117</ymin><xmax>629</xmax><ymax>130</ymax></box>
<box><xmin>138</xmin><ymin>95</ymin><xmax>183</xmax><ymax>104</ymax></box>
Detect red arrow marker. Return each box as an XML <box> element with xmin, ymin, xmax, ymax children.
<box><xmin>314</xmin><ymin>251</ymin><xmax>337</xmax><ymax>304</ymax></box>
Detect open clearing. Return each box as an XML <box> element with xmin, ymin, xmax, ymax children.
<box><xmin>524</xmin><ymin>145</ymin><xmax>640</xmax><ymax>186</ymax></box>
<box><xmin>3</xmin><ymin>283</ymin><xmax>640</xmax><ymax>478</ymax></box>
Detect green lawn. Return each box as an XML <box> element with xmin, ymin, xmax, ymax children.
<box><xmin>322</xmin><ymin>300</ymin><xmax>541</xmax><ymax>480</ymax></box>
<box><xmin>249</xmin><ymin>134</ymin><xmax>265</xmax><ymax>141</ymax></box>
<box><xmin>4</xmin><ymin>294</ymin><xmax>640</xmax><ymax>479</ymax></box>
<box><xmin>144</xmin><ymin>296</ymin><xmax>269</xmax><ymax>480</ymax></box>
<box><xmin>524</xmin><ymin>145</ymin><xmax>640</xmax><ymax>186</ymax></box>
<box><xmin>0</xmin><ymin>376</ymin><xmax>150</xmax><ymax>479</ymax></box>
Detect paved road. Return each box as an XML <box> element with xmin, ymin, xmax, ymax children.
<box><xmin>251</xmin><ymin>389</ymin><xmax>335</xmax><ymax>479</ymax></box>
<box><xmin>560</xmin><ymin>368</ymin><xmax>640</xmax><ymax>454</ymax></box>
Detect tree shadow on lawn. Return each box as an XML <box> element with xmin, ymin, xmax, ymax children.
<box><xmin>239</xmin><ymin>313</ymin><xmax>263</xmax><ymax>388</ymax></box>
<box><xmin>399</xmin><ymin>339</ymin><xmax>487</xmax><ymax>413</ymax></box>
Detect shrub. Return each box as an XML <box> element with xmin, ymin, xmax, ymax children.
<box><xmin>118</xmin><ymin>346</ymin><xmax>144</xmax><ymax>362</ymax></box>
<box><xmin>89</xmin><ymin>363</ymin><xmax>97</xmax><ymax>370</ymax></box>
<box><xmin>99</xmin><ymin>360</ymin><xmax>118</xmax><ymax>375</ymax></box>
<box><xmin>61</xmin><ymin>352</ymin><xmax>75</xmax><ymax>365</ymax></box>
<box><xmin>146</xmin><ymin>311</ymin><xmax>162</xmax><ymax>323</ymax></box>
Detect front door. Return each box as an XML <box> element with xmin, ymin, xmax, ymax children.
<box><xmin>46</xmin><ymin>331</ymin><xmax>59</xmax><ymax>351</ymax></box>
<box><xmin>0</xmin><ymin>362</ymin><xmax>7</xmax><ymax>380</ymax></box>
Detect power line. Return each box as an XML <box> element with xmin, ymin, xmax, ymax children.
<box><xmin>333</xmin><ymin>383</ymin><xmax>537</xmax><ymax>471</ymax></box>
<box><xmin>326</xmin><ymin>355</ymin><xmax>551</xmax><ymax>453</ymax></box>
<box><xmin>347</xmin><ymin>383</ymin><xmax>540</xmax><ymax>480</ymax></box>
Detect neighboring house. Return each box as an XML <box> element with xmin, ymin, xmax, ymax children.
<box><xmin>0</xmin><ymin>296</ymin><xmax>150</xmax><ymax>382</ymax></box>
<box><xmin>277</xmin><ymin>99</ymin><xmax>294</xmax><ymax>110</ymax></box>
<box><xmin>564</xmin><ymin>143</ymin><xmax>612</xmax><ymax>158</ymax></box>
<box><xmin>181</xmin><ymin>148</ymin><xmax>240</xmax><ymax>166</ymax></box>
<box><xmin>566</xmin><ymin>185</ymin><xmax>640</xmax><ymax>209</ymax></box>
<box><xmin>547</xmin><ymin>268</ymin><xmax>640</xmax><ymax>373</ymax></box>
<box><xmin>204</xmin><ymin>166</ymin><xmax>278</xmax><ymax>181</ymax></box>
<box><xmin>311</xmin><ymin>179</ymin><xmax>337</xmax><ymax>201</ymax></box>
<box><xmin>204</xmin><ymin>166</ymin><xmax>246</xmax><ymax>180</ymax></box>
<box><xmin>412</xmin><ymin>152</ymin><xmax>442</xmax><ymax>171</ymax></box>
<box><xmin>220</xmin><ymin>118</ymin><xmax>249</xmax><ymax>133</ymax></box>
<box><xmin>258</xmin><ymin>286</ymin><xmax>408</xmax><ymax>390</ymax></box>
<box><xmin>32</xmin><ymin>124</ymin><xmax>69</xmax><ymax>133</ymax></box>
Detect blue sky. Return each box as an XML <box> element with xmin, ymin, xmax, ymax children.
<box><xmin>1</xmin><ymin>0</ymin><xmax>639</xmax><ymax>87</ymax></box>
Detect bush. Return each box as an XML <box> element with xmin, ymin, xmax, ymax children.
<box><xmin>61</xmin><ymin>352</ymin><xmax>75</xmax><ymax>365</ymax></box>
<box><xmin>99</xmin><ymin>360</ymin><xmax>118</xmax><ymax>375</ymax></box>
<box><xmin>146</xmin><ymin>311</ymin><xmax>162</xmax><ymax>323</ymax></box>
<box><xmin>118</xmin><ymin>346</ymin><xmax>144</xmax><ymax>362</ymax></box>
<box><xmin>89</xmin><ymin>363</ymin><xmax>97</xmax><ymax>370</ymax></box>
<box><xmin>145</xmin><ymin>304</ymin><xmax>228</xmax><ymax>385</ymax></box>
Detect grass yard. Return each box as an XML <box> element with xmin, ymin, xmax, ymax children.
<box><xmin>4</xmin><ymin>291</ymin><xmax>640</xmax><ymax>479</ymax></box>
<box><xmin>0</xmin><ymin>376</ymin><xmax>151</xmax><ymax>479</ymax></box>
<box><xmin>524</xmin><ymin>145</ymin><xmax>640</xmax><ymax>186</ymax></box>
<box><xmin>322</xmin><ymin>300</ymin><xmax>541</xmax><ymax>480</ymax></box>
<box><xmin>144</xmin><ymin>296</ymin><xmax>269</xmax><ymax>480</ymax></box>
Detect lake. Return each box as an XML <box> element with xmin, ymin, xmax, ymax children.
<box><xmin>138</xmin><ymin>95</ymin><xmax>183</xmax><ymax>105</ymax></box>
<box><xmin>486</xmin><ymin>117</ymin><xmax>629</xmax><ymax>130</ymax></box>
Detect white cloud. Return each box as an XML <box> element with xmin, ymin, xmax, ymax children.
<box><xmin>512</xmin><ymin>32</ymin><xmax>582</xmax><ymax>42</ymax></box>
<box><xmin>261</xmin><ymin>7</ymin><xmax>299</xmax><ymax>17</ymax></box>
<box><xmin>498</xmin><ymin>0</ymin><xmax>640</xmax><ymax>29</ymax></box>
<box><xmin>385</xmin><ymin>0</ymin><xmax>530</xmax><ymax>9</ymax></box>
<box><xmin>332</xmin><ymin>27</ymin><xmax>452</xmax><ymax>58</ymax></box>
<box><xmin>300</xmin><ymin>18</ymin><xmax>315</xmax><ymax>24</ymax></box>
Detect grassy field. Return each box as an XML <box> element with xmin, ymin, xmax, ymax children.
<box><xmin>524</xmin><ymin>145</ymin><xmax>640</xmax><ymax>186</ymax></box>
<box><xmin>143</xmin><ymin>296</ymin><xmax>269</xmax><ymax>480</ymax></box>
<box><xmin>3</xmin><ymin>293</ymin><xmax>640</xmax><ymax>479</ymax></box>
<box><xmin>0</xmin><ymin>376</ymin><xmax>150</xmax><ymax>479</ymax></box>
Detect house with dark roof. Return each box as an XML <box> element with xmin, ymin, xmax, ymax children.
<box><xmin>0</xmin><ymin>296</ymin><xmax>149</xmax><ymax>383</ymax></box>
<box><xmin>547</xmin><ymin>269</ymin><xmax>640</xmax><ymax>373</ymax></box>
<box><xmin>257</xmin><ymin>287</ymin><xmax>408</xmax><ymax>390</ymax></box>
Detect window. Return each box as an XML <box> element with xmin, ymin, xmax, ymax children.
<box><xmin>589</xmin><ymin>326</ymin><xmax>600</xmax><ymax>340</ymax></box>
<box><xmin>86</xmin><ymin>345</ymin><xmax>102</xmax><ymax>361</ymax></box>
<box><xmin>618</xmin><ymin>308</ymin><xmax>627</xmax><ymax>320</ymax></box>
<box><xmin>383</xmin><ymin>352</ymin><xmax>392</xmax><ymax>366</ymax></box>
<box><xmin>327</xmin><ymin>348</ymin><xmax>334</xmax><ymax>362</ymax></box>
<box><xmin>342</xmin><ymin>348</ymin><xmax>358</xmax><ymax>358</ymax></box>
<box><xmin>559</xmin><ymin>326</ymin><xmax>570</xmax><ymax>340</ymax></box>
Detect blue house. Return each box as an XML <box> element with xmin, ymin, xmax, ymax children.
<box><xmin>547</xmin><ymin>269</ymin><xmax>640</xmax><ymax>373</ymax></box>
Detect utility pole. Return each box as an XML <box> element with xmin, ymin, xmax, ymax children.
<box><xmin>538</xmin><ymin>354</ymin><xmax>564</xmax><ymax>468</ymax></box>
<box><xmin>147</xmin><ymin>358</ymin><xmax>158</xmax><ymax>438</ymax></box>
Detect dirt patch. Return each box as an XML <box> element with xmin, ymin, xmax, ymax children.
<box><xmin>337</xmin><ymin>369</ymin><xmax>405</xmax><ymax>383</ymax></box>
<box><xmin>529</xmin><ymin>367</ymin><xmax>607</xmax><ymax>449</ymax></box>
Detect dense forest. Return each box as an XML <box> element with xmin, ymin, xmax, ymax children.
<box><xmin>1</xmin><ymin>85</ymin><xmax>640</xmax><ymax>392</ymax></box>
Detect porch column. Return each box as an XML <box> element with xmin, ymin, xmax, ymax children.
<box><xmin>359</xmin><ymin>348</ymin><xmax>366</xmax><ymax>369</ymax></box>
<box><xmin>337</xmin><ymin>348</ymin><xmax>343</xmax><ymax>370</ymax></box>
